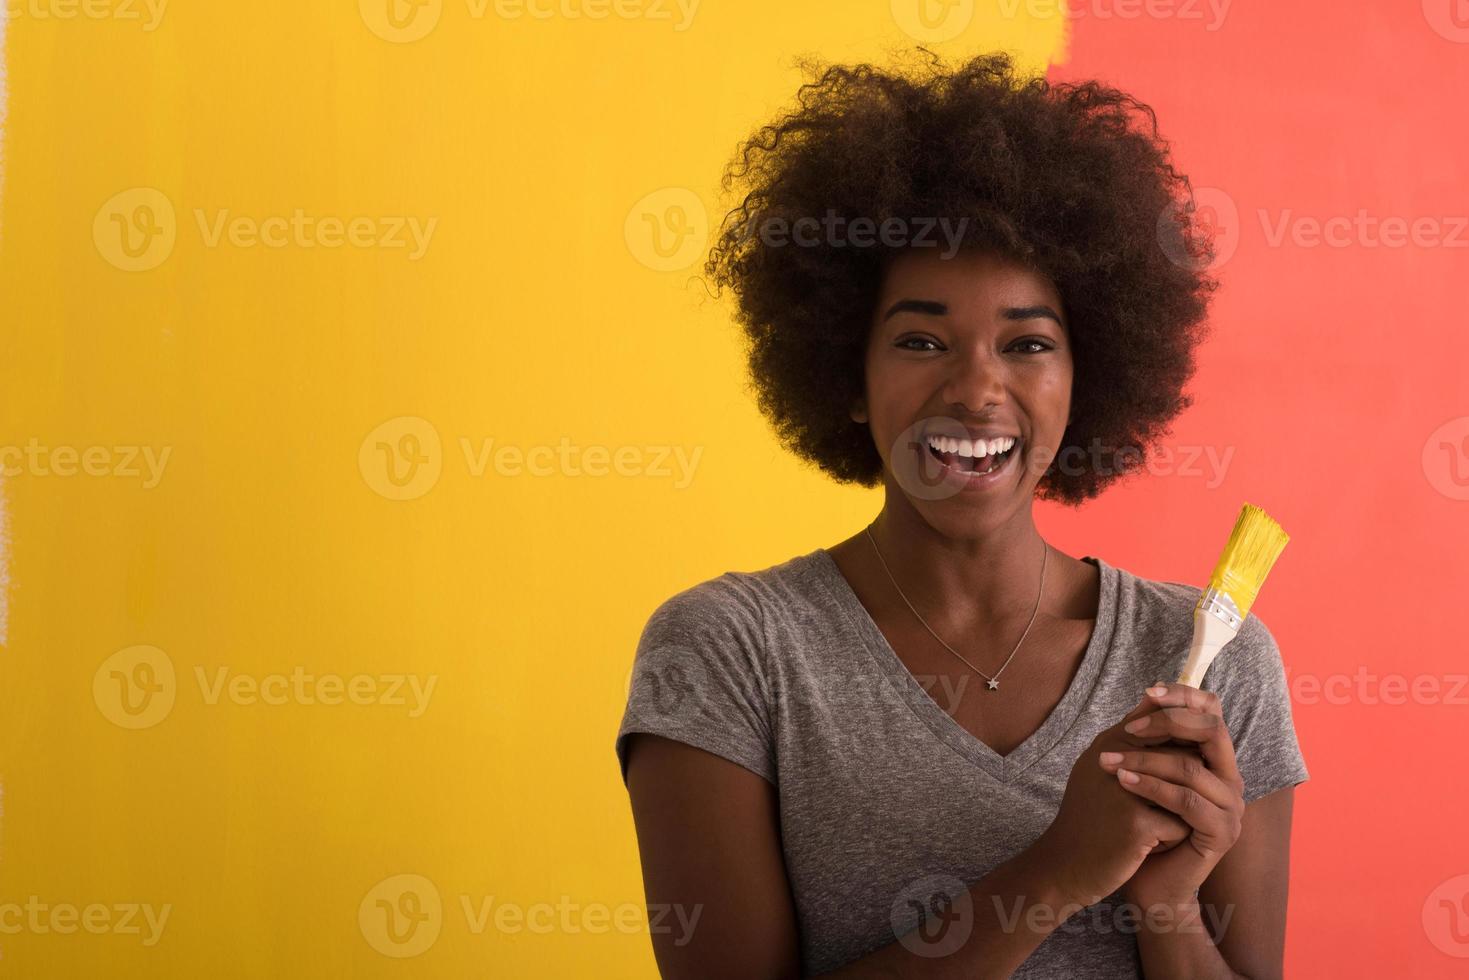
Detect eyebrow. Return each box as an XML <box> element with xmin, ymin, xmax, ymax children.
<box><xmin>880</xmin><ymin>299</ymin><xmax>1065</xmax><ymax>327</ymax></box>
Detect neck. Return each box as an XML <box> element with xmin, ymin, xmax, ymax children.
<box><xmin>866</xmin><ymin>500</ymin><xmax>1050</xmax><ymax>629</ymax></box>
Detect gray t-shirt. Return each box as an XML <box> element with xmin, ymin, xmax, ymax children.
<box><xmin>615</xmin><ymin>548</ymin><xmax>1308</xmax><ymax>977</ymax></box>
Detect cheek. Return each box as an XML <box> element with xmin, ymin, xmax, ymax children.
<box><xmin>1035</xmin><ymin>360</ymin><xmax>1074</xmax><ymax>423</ymax></box>
<box><xmin>862</xmin><ymin>365</ymin><xmax>937</xmax><ymax>469</ymax></box>
<box><xmin>864</xmin><ymin>360</ymin><xmax>917</xmax><ymax>421</ymax></box>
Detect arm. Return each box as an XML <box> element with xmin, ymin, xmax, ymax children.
<box><xmin>1206</xmin><ymin>785</ymin><xmax>1294</xmax><ymax>978</ymax></box>
<box><xmin>624</xmin><ymin>733</ymin><xmax>1088</xmax><ymax>980</ymax></box>
<box><xmin>1127</xmin><ymin>614</ymin><xmax>1305</xmax><ymax>979</ymax></box>
<box><xmin>1106</xmin><ymin>679</ymin><xmax>1299</xmax><ymax>980</ymax></box>
<box><xmin>1131</xmin><ymin>786</ymin><xmax>1294</xmax><ymax>980</ymax></box>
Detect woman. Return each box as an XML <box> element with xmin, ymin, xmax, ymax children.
<box><xmin>616</xmin><ymin>49</ymin><xmax>1307</xmax><ymax>979</ymax></box>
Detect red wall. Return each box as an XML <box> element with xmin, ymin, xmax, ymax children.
<box><xmin>1039</xmin><ymin>3</ymin><xmax>1469</xmax><ymax>974</ymax></box>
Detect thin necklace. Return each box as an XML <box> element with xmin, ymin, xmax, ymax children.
<box><xmin>863</xmin><ymin>524</ymin><xmax>1047</xmax><ymax>691</ymax></box>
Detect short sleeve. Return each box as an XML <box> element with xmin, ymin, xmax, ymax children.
<box><xmin>1203</xmin><ymin>611</ymin><xmax>1309</xmax><ymax>804</ymax></box>
<box><xmin>615</xmin><ymin>575</ymin><xmax>776</xmax><ymax>789</ymax></box>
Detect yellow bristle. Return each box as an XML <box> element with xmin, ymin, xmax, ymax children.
<box><xmin>1201</xmin><ymin>503</ymin><xmax>1290</xmax><ymax>620</ymax></box>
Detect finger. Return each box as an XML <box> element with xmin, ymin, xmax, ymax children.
<box><xmin>1117</xmin><ymin>707</ymin><xmax>1218</xmax><ymax>748</ymax></box>
<box><xmin>1117</xmin><ymin>679</ymin><xmax>1217</xmax><ymax>729</ymax></box>
<box><xmin>1119</xmin><ymin>688</ymin><xmax>1168</xmax><ymax>726</ymax></box>
<box><xmin>1142</xmin><ymin>683</ymin><xmax>1229</xmax><ymax>757</ymax></box>
<box><xmin>1098</xmin><ymin>748</ymin><xmax>1236</xmax><ymax>810</ymax></box>
<box><xmin>1123</xmin><ymin>706</ymin><xmax>1221</xmax><ymax>744</ymax></box>
<box><xmin>1142</xmin><ymin>681</ymin><xmax>1223</xmax><ymax>719</ymax></box>
<box><xmin>1120</xmin><ymin>709</ymin><xmax>1242</xmax><ymax>789</ymax></box>
<box><xmin>1134</xmin><ymin>800</ymin><xmax>1191</xmax><ymax>851</ymax></box>
<box><xmin>1113</xmin><ymin>766</ymin><xmax>1232</xmax><ymax>839</ymax></box>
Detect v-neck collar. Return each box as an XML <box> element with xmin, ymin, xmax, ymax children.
<box><xmin>809</xmin><ymin>547</ymin><xmax>1121</xmax><ymax>783</ymax></box>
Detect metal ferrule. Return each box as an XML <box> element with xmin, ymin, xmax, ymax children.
<box><xmin>1197</xmin><ymin>586</ymin><xmax>1243</xmax><ymax>631</ymax></box>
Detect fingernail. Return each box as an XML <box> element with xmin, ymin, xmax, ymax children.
<box><xmin>1124</xmin><ymin>718</ymin><xmax>1147</xmax><ymax>733</ymax></box>
<box><xmin>1100</xmin><ymin>751</ymin><xmax>1124</xmax><ymax>764</ymax></box>
<box><xmin>1117</xmin><ymin>768</ymin><xmax>1140</xmax><ymax>784</ymax></box>
<box><xmin>1146</xmin><ymin>685</ymin><xmax>1168</xmax><ymax>697</ymax></box>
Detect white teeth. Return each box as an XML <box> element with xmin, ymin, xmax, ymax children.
<box><xmin>925</xmin><ymin>434</ymin><xmax>1017</xmax><ymax>458</ymax></box>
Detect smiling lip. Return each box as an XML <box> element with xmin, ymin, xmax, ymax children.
<box><xmin>918</xmin><ymin>436</ymin><xmax>1022</xmax><ymax>492</ymax></box>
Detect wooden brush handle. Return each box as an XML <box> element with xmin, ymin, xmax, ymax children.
<box><xmin>1177</xmin><ymin>606</ymin><xmax>1239</xmax><ymax>688</ymax></box>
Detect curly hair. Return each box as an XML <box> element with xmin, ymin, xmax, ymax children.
<box><xmin>702</xmin><ymin>48</ymin><xmax>1219</xmax><ymax>505</ymax></box>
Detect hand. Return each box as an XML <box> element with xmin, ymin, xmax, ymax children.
<box><xmin>1096</xmin><ymin>682</ymin><xmax>1246</xmax><ymax>908</ymax></box>
<box><xmin>1031</xmin><ymin>692</ymin><xmax>1198</xmax><ymax>908</ymax></box>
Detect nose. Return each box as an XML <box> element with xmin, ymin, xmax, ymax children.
<box><xmin>941</xmin><ymin>345</ymin><xmax>1008</xmax><ymax>413</ymax></box>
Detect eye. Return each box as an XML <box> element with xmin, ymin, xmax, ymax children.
<box><xmin>1009</xmin><ymin>338</ymin><xmax>1055</xmax><ymax>354</ymax></box>
<box><xmin>895</xmin><ymin>336</ymin><xmax>943</xmax><ymax>352</ymax></box>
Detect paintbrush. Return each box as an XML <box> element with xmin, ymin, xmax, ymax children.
<box><xmin>1176</xmin><ymin>503</ymin><xmax>1291</xmax><ymax>688</ymax></box>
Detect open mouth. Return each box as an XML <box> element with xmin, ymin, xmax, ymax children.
<box><xmin>923</xmin><ymin>433</ymin><xmax>1021</xmax><ymax>478</ymax></box>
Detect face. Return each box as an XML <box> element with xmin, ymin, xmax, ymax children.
<box><xmin>851</xmin><ymin>248</ymin><xmax>1074</xmax><ymax>529</ymax></box>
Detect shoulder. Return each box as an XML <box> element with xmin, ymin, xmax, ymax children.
<box><xmin>621</xmin><ymin>558</ymin><xmax>816</xmax><ymax>791</ymax></box>
<box><xmin>1102</xmin><ymin>558</ymin><xmax>1285</xmax><ymax>689</ymax></box>
<box><xmin>634</xmin><ymin>552</ymin><xmax>834</xmax><ymax>690</ymax></box>
<box><xmin>1111</xmin><ymin>561</ymin><xmax>1206</xmax><ymax>625</ymax></box>
<box><xmin>640</xmin><ymin>549</ymin><xmax>826</xmax><ymax>638</ymax></box>
<box><xmin>1097</xmin><ymin>558</ymin><xmax>1306</xmax><ymax>801</ymax></box>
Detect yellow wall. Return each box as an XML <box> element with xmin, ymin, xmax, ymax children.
<box><xmin>0</xmin><ymin>3</ymin><xmax>1064</xmax><ymax>975</ymax></box>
